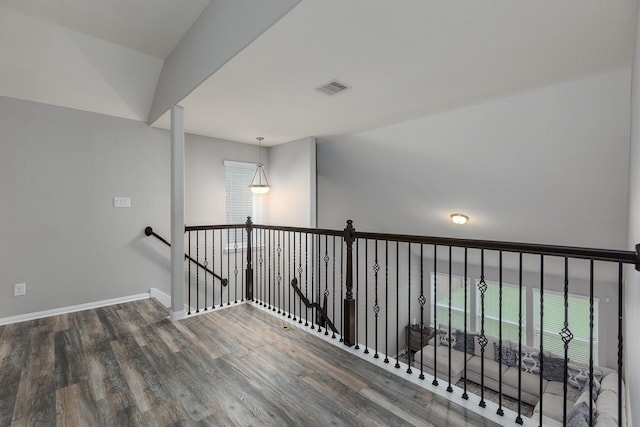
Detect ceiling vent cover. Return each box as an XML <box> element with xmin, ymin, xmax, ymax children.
<box><xmin>316</xmin><ymin>80</ymin><xmax>349</xmax><ymax>95</ymax></box>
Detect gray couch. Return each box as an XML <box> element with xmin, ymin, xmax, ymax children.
<box><xmin>413</xmin><ymin>331</ymin><xmax>625</xmax><ymax>425</ymax></box>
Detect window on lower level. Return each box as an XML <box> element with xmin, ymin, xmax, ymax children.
<box><xmin>431</xmin><ymin>272</ymin><xmax>471</xmax><ymax>330</ymax></box>
<box><xmin>476</xmin><ymin>281</ymin><xmax>526</xmax><ymax>343</ymax></box>
<box><xmin>532</xmin><ymin>289</ymin><xmax>598</xmax><ymax>365</ymax></box>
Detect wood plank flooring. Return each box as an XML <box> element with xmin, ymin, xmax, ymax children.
<box><xmin>0</xmin><ymin>300</ymin><xmax>500</xmax><ymax>426</ymax></box>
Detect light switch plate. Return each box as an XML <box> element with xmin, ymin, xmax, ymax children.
<box><xmin>114</xmin><ymin>197</ymin><xmax>131</xmax><ymax>208</ymax></box>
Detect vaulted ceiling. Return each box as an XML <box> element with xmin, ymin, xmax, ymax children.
<box><xmin>0</xmin><ymin>0</ymin><xmax>636</xmax><ymax>145</ymax></box>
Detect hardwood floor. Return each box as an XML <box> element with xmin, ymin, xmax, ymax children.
<box><xmin>0</xmin><ymin>300</ymin><xmax>500</xmax><ymax>427</ymax></box>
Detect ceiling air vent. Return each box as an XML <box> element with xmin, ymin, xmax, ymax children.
<box><xmin>316</xmin><ymin>80</ymin><xmax>349</xmax><ymax>96</ymax></box>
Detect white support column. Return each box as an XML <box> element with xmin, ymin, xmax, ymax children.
<box><xmin>170</xmin><ymin>105</ymin><xmax>186</xmax><ymax>320</ymax></box>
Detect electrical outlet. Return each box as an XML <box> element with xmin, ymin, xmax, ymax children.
<box><xmin>14</xmin><ymin>283</ymin><xmax>26</xmax><ymax>296</ymax></box>
<box><xmin>113</xmin><ymin>197</ymin><xmax>131</xmax><ymax>208</ymax></box>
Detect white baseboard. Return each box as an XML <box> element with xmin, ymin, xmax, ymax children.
<box><xmin>0</xmin><ymin>292</ymin><xmax>150</xmax><ymax>326</ymax></box>
<box><xmin>171</xmin><ymin>310</ymin><xmax>186</xmax><ymax>320</ymax></box>
<box><xmin>149</xmin><ymin>287</ymin><xmax>171</xmax><ymax>308</ymax></box>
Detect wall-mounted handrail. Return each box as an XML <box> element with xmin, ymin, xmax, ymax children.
<box><xmin>144</xmin><ymin>226</ymin><xmax>228</xmax><ymax>286</ymax></box>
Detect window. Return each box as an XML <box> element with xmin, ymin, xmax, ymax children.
<box><xmin>431</xmin><ymin>272</ymin><xmax>471</xmax><ymax>330</ymax></box>
<box><xmin>224</xmin><ymin>161</ymin><xmax>264</xmax><ymax>248</ymax></box>
<box><xmin>532</xmin><ymin>289</ymin><xmax>598</xmax><ymax>365</ymax></box>
<box><xmin>475</xmin><ymin>281</ymin><xmax>526</xmax><ymax>343</ymax></box>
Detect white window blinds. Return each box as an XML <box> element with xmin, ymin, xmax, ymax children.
<box><xmin>224</xmin><ymin>161</ymin><xmax>264</xmax><ymax>247</ymax></box>
<box><xmin>532</xmin><ymin>289</ymin><xmax>598</xmax><ymax>365</ymax></box>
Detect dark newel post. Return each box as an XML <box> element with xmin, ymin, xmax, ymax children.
<box><xmin>343</xmin><ymin>219</ymin><xmax>356</xmax><ymax>347</ymax></box>
<box><xmin>245</xmin><ymin>217</ymin><xmax>254</xmax><ymax>301</ymax></box>
<box><xmin>635</xmin><ymin>243</ymin><xmax>640</xmax><ymax>271</ymax></box>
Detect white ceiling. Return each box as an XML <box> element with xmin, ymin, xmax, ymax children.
<box><xmin>0</xmin><ymin>0</ymin><xmax>210</xmax><ymax>59</ymax></box>
<box><xmin>151</xmin><ymin>0</ymin><xmax>637</xmax><ymax>145</ymax></box>
<box><xmin>0</xmin><ymin>0</ymin><xmax>636</xmax><ymax>144</ymax></box>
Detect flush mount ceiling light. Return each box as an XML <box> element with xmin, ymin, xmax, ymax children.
<box><xmin>450</xmin><ymin>213</ymin><xmax>469</xmax><ymax>225</ymax></box>
<box><xmin>249</xmin><ymin>137</ymin><xmax>271</xmax><ymax>194</ymax></box>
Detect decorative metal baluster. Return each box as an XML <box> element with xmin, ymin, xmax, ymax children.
<box><xmin>516</xmin><ymin>252</ymin><xmax>524</xmax><ymax>425</ymax></box>
<box><xmin>589</xmin><ymin>259</ymin><xmax>594</xmax><ymax>426</ymax></box>
<box><xmin>406</xmin><ymin>242</ymin><xmax>412</xmax><ymax>374</ymax></box>
<box><xmin>497</xmin><ymin>250</ymin><xmax>503</xmax><ymax>415</ymax></box>
<box><xmin>220</xmin><ymin>228</ymin><xmax>224</xmax><ymax>308</ymax></box>
<box><xmin>196</xmin><ymin>231</ymin><xmax>200</xmax><ymax>313</ymax></box>
<box><xmin>288</xmin><ymin>231</ymin><xmax>292</xmax><ymax>318</ymax></box>
<box><xmin>560</xmin><ymin>257</ymin><xmax>572</xmax><ymax>427</ymax></box>
<box><xmin>617</xmin><ymin>262</ymin><xmax>623</xmax><ymax>426</ymax></box>
<box><xmin>332</xmin><ymin>235</ymin><xmax>336</xmax><ymax>338</ymax></box>
<box><xmin>395</xmin><ymin>242</ymin><xmax>400</xmax><ymax>369</ymax></box>
<box><xmin>447</xmin><ymin>245</ymin><xmax>453</xmax><ymax>393</ymax></box>
<box><xmin>324</xmin><ymin>235</ymin><xmax>330</xmax><ymax>336</ymax></box>
<box><xmin>340</xmin><ymin>239</ymin><xmax>344</xmax><ymax>342</ymax></box>
<box><xmin>203</xmin><ymin>230</ymin><xmax>208</xmax><ymax>310</ymax></box>
<box><xmin>355</xmin><ymin>239</ymin><xmax>360</xmax><ymax>350</ymax></box>
<box><xmin>419</xmin><ymin>244</ymin><xmax>425</xmax><ymax>380</ymax></box>
<box><xmin>538</xmin><ymin>255</ymin><xmax>545</xmax><ymax>427</ymax></box>
<box><xmin>259</xmin><ymin>229</ymin><xmax>264</xmax><ymax>306</ymax></box>
<box><xmin>384</xmin><ymin>240</ymin><xmax>389</xmax><ymax>363</ymax></box>
<box><xmin>188</xmin><ymin>231</ymin><xmax>192</xmax><ymax>315</ymax></box>
<box><xmin>364</xmin><ymin>239</ymin><xmax>369</xmax><ymax>354</ymax></box>
<box><xmin>462</xmin><ymin>247</ymin><xmax>468</xmax><ymax>400</ymax></box>
<box><xmin>240</xmin><ymin>228</ymin><xmax>244</xmax><ymax>302</ymax></box>
<box><xmin>298</xmin><ymin>232</ymin><xmax>302</xmax><ymax>324</ymax></box>
<box><xmin>311</xmin><ymin>233</ymin><xmax>316</xmax><ymax>330</ymax></box>
<box><xmin>373</xmin><ymin>240</ymin><xmax>380</xmax><ymax>358</ymax></box>
<box><xmin>226</xmin><ymin>228</ymin><xmax>230</xmax><ymax>306</ymax></box>
<box><xmin>268</xmin><ymin>229</ymin><xmax>272</xmax><ymax>310</ymax></box>
<box><xmin>212</xmin><ymin>230</ymin><xmax>216</xmax><ymax>308</ymax></box>
<box><xmin>305</xmin><ymin>233</ymin><xmax>309</xmax><ymax>326</ymax></box>
<box><xmin>478</xmin><ymin>249</ymin><xmax>487</xmax><ymax>407</ymax></box>
<box><xmin>234</xmin><ymin>228</ymin><xmax>238</xmax><ymax>303</ymax></box>
<box><xmin>277</xmin><ymin>230</ymin><xmax>282</xmax><ymax>314</ymax></box>
<box><xmin>292</xmin><ymin>232</ymin><xmax>297</xmax><ymax>321</ymax></box>
<box><xmin>432</xmin><ymin>245</ymin><xmax>438</xmax><ymax>386</ymax></box>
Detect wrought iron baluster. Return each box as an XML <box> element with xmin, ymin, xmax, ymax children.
<box><xmin>384</xmin><ymin>240</ymin><xmax>389</xmax><ymax>363</ymax></box>
<box><xmin>240</xmin><ymin>228</ymin><xmax>244</xmax><ymax>302</ymax></box>
<box><xmin>324</xmin><ymin>234</ymin><xmax>330</xmax><ymax>336</ymax></box>
<box><xmin>268</xmin><ymin>229</ymin><xmax>272</xmax><ymax>310</ymax></box>
<box><xmin>419</xmin><ymin>244</ymin><xmax>425</xmax><ymax>380</ymax></box>
<box><xmin>447</xmin><ymin>245</ymin><xmax>453</xmax><ymax>393</ymax></box>
<box><xmin>188</xmin><ymin>231</ymin><xmax>192</xmax><ymax>315</ymax></box>
<box><xmin>516</xmin><ymin>252</ymin><xmax>524</xmax><ymax>425</ymax></box>
<box><xmin>311</xmin><ymin>233</ymin><xmax>316</xmax><ymax>330</ymax></box>
<box><xmin>538</xmin><ymin>255</ymin><xmax>545</xmax><ymax>427</ymax></box>
<box><xmin>220</xmin><ymin>228</ymin><xmax>224</xmax><ymax>308</ymax></box>
<box><xmin>432</xmin><ymin>245</ymin><xmax>438</xmax><ymax>386</ymax></box>
<box><xmin>364</xmin><ymin>239</ymin><xmax>369</xmax><ymax>354</ymax></box>
<box><xmin>560</xmin><ymin>257</ymin><xmax>572</xmax><ymax>427</ymax></box>
<box><xmin>196</xmin><ymin>230</ymin><xmax>200</xmax><ymax>313</ymax></box>
<box><xmin>340</xmin><ymin>238</ymin><xmax>344</xmax><ymax>342</ymax></box>
<box><xmin>497</xmin><ymin>250</ymin><xmax>503</xmax><ymax>416</ymax></box>
<box><xmin>617</xmin><ymin>262</ymin><xmax>623</xmax><ymax>426</ymax></box>
<box><xmin>298</xmin><ymin>232</ymin><xmax>302</xmax><ymax>323</ymax></box>
<box><xmin>589</xmin><ymin>259</ymin><xmax>594</xmax><ymax>426</ymax></box>
<box><xmin>355</xmin><ymin>239</ymin><xmax>360</xmax><ymax>350</ymax></box>
<box><xmin>332</xmin><ymin>235</ymin><xmax>336</xmax><ymax>338</ymax></box>
<box><xmin>406</xmin><ymin>242</ymin><xmax>412</xmax><ymax>375</ymax></box>
<box><xmin>373</xmin><ymin>240</ymin><xmax>380</xmax><ymax>358</ymax></box>
<box><xmin>234</xmin><ymin>228</ymin><xmax>238</xmax><ymax>303</ymax></box>
<box><xmin>277</xmin><ymin>230</ymin><xmax>282</xmax><ymax>314</ymax></box>
<box><xmin>478</xmin><ymin>249</ymin><xmax>487</xmax><ymax>407</ymax></box>
<box><xmin>462</xmin><ymin>247</ymin><xmax>469</xmax><ymax>400</ymax></box>
<box><xmin>204</xmin><ymin>230</ymin><xmax>208</xmax><ymax>311</ymax></box>
<box><xmin>395</xmin><ymin>242</ymin><xmax>400</xmax><ymax>369</ymax></box>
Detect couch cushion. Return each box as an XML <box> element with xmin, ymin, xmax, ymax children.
<box><xmin>474</xmin><ymin>335</ymin><xmax>499</xmax><ymax>360</ymax></box>
<box><xmin>502</xmin><ymin>366</ymin><xmax>547</xmax><ymax>397</ymax></box>
<box><xmin>533</xmin><ymin>392</ymin><xmax>572</xmax><ymax>424</ymax></box>
<box><xmin>413</xmin><ymin>345</ymin><xmax>471</xmax><ymax>379</ymax></box>
<box><xmin>597</xmin><ymin>390</ymin><xmax>621</xmax><ymax>424</ymax></box>
<box><xmin>518</xmin><ymin>345</ymin><xmax>542</xmax><ymax>375</ymax></box>
<box><xmin>544</xmin><ymin>380</ymin><xmax>581</xmax><ymax>403</ymax></box>
<box><xmin>466</xmin><ymin>355</ymin><xmax>509</xmax><ymax>380</ymax></box>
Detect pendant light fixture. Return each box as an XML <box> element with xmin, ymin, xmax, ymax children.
<box><xmin>249</xmin><ymin>137</ymin><xmax>271</xmax><ymax>194</ymax></box>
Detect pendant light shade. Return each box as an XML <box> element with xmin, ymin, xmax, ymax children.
<box><xmin>249</xmin><ymin>137</ymin><xmax>271</xmax><ymax>194</ymax></box>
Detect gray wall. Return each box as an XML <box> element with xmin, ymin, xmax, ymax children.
<box><xmin>0</xmin><ymin>96</ymin><xmax>171</xmax><ymax>318</ymax></box>
<box><xmin>267</xmin><ymin>137</ymin><xmax>316</xmax><ymax>227</ymax></box>
<box><xmin>317</xmin><ymin>68</ymin><xmax>631</xmax><ymax>249</ymax></box>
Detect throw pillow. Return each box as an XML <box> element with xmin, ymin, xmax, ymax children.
<box><xmin>542</xmin><ymin>356</ymin><xmax>566</xmax><ymax>382</ymax></box>
<box><xmin>567</xmin><ymin>362</ymin><xmax>603</xmax><ymax>391</ymax></box>
<box><xmin>518</xmin><ymin>346</ymin><xmax>541</xmax><ymax>375</ymax></box>
<box><xmin>493</xmin><ymin>342</ymin><xmax>517</xmax><ymax>367</ymax></box>
<box><xmin>437</xmin><ymin>329</ymin><xmax>457</xmax><ymax>348</ymax></box>
<box><xmin>580</xmin><ymin>377</ymin><xmax>601</xmax><ymax>398</ymax></box>
<box><xmin>453</xmin><ymin>330</ymin><xmax>475</xmax><ymax>355</ymax></box>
